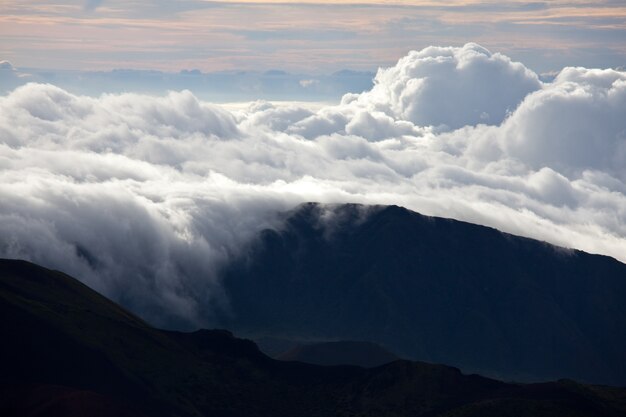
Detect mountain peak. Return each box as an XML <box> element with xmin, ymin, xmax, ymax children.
<box><xmin>221</xmin><ymin>203</ymin><xmax>626</xmax><ymax>386</ymax></box>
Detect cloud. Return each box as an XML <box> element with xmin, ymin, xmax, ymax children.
<box><xmin>299</xmin><ymin>79</ymin><xmax>320</xmax><ymax>88</ymax></box>
<box><xmin>3</xmin><ymin>0</ymin><xmax>626</xmax><ymax>75</ymax></box>
<box><xmin>0</xmin><ymin>61</ymin><xmax>15</xmax><ymax>71</ymax></box>
<box><xmin>498</xmin><ymin>67</ymin><xmax>626</xmax><ymax>179</ymax></box>
<box><xmin>349</xmin><ymin>43</ymin><xmax>542</xmax><ymax>130</ymax></box>
<box><xmin>0</xmin><ymin>44</ymin><xmax>625</xmax><ymax>329</ymax></box>
<box><xmin>84</xmin><ymin>0</ymin><xmax>103</xmax><ymax>11</ymax></box>
<box><xmin>0</xmin><ymin>60</ymin><xmax>33</xmax><ymax>94</ymax></box>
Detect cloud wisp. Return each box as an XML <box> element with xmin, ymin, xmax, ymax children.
<box><xmin>1</xmin><ymin>43</ymin><xmax>625</xmax><ymax>328</ymax></box>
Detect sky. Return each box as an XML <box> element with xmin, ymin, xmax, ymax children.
<box><xmin>1</xmin><ymin>0</ymin><xmax>625</xmax><ymax>74</ymax></box>
<box><xmin>1</xmin><ymin>2</ymin><xmax>626</xmax><ymax>328</ymax></box>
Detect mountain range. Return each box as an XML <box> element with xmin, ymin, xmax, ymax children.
<box><xmin>2</xmin><ymin>258</ymin><xmax>626</xmax><ymax>416</ymax></box>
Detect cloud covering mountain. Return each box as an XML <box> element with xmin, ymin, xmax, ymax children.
<box><xmin>1</xmin><ymin>43</ymin><xmax>625</xmax><ymax>327</ymax></box>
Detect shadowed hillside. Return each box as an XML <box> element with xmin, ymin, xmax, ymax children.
<box><xmin>2</xmin><ymin>258</ymin><xmax>626</xmax><ymax>416</ymax></box>
<box><xmin>219</xmin><ymin>202</ymin><xmax>626</xmax><ymax>385</ymax></box>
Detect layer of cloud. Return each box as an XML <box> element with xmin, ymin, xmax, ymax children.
<box><xmin>2</xmin><ymin>1</ymin><xmax>625</xmax><ymax>73</ymax></box>
<box><xmin>1</xmin><ymin>43</ymin><xmax>625</xmax><ymax>328</ymax></box>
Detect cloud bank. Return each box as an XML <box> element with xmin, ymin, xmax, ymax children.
<box><xmin>1</xmin><ymin>43</ymin><xmax>625</xmax><ymax>328</ymax></box>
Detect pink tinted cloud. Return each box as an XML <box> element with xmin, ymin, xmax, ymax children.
<box><xmin>0</xmin><ymin>0</ymin><xmax>624</xmax><ymax>71</ymax></box>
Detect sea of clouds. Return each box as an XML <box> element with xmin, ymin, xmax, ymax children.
<box><xmin>1</xmin><ymin>43</ymin><xmax>625</xmax><ymax>327</ymax></box>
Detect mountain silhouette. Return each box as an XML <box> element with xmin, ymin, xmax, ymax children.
<box><xmin>276</xmin><ymin>340</ymin><xmax>400</xmax><ymax>367</ymax></box>
<box><xmin>2</xmin><ymin>258</ymin><xmax>626</xmax><ymax>416</ymax></box>
<box><xmin>219</xmin><ymin>202</ymin><xmax>626</xmax><ymax>385</ymax></box>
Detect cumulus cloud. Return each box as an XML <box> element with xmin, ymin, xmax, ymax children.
<box><xmin>1</xmin><ymin>43</ymin><xmax>625</xmax><ymax>328</ymax></box>
<box><xmin>347</xmin><ymin>43</ymin><xmax>542</xmax><ymax>130</ymax></box>
<box><xmin>498</xmin><ymin>68</ymin><xmax>626</xmax><ymax>178</ymax></box>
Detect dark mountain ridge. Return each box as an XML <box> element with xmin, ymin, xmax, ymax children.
<box><xmin>276</xmin><ymin>340</ymin><xmax>400</xmax><ymax>367</ymax></box>
<box><xmin>3</xmin><ymin>258</ymin><xmax>626</xmax><ymax>416</ymax></box>
<box><xmin>219</xmin><ymin>202</ymin><xmax>626</xmax><ymax>386</ymax></box>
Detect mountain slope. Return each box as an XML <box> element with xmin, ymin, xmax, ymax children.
<box><xmin>2</xmin><ymin>258</ymin><xmax>626</xmax><ymax>416</ymax></box>
<box><xmin>0</xmin><ymin>259</ymin><xmax>189</xmax><ymax>416</ymax></box>
<box><xmin>219</xmin><ymin>203</ymin><xmax>626</xmax><ymax>385</ymax></box>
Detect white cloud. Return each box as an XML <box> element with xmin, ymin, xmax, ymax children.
<box><xmin>1</xmin><ymin>44</ymin><xmax>625</xmax><ymax>328</ymax></box>
<box><xmin>498</xmin><ymin>67</ymin><xmax>626</xmax><ymax>179</ymax></box>
<box><xmin>299</xmin><ymin>79</ymin><xmax>320</xmax><ymax>88</ymax></box>
<box><xmin>347</xmin><ymin>43</ymin><xmax>542</xmax><ymax>130</ymax></box>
